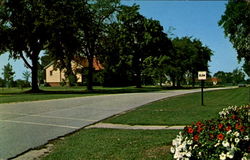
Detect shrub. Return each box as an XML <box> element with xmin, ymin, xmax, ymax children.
<box><xmin>60</xmin><ymin>79</ymin><xmax>66</xmax><ymax>87</ymax></box>
<box><xmin>16</xmin><ymin>79</ymin><xmax>30</xmax><ymax>88</ymax></box>
<box><xmin>44</xmin><ymin>82</ymin><xmax>51</xmax><ymax>87</ymax></box>
<box><xmin>171</xmin><ymin>105</ymin><xmax>250</xmax><ymax>160</ymax></box>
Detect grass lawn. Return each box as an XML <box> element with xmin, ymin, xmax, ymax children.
<box><xmin>0</xmin><ymin>87</ymin><xmax>95</xmax><ymax>104</ymax></box>
<box><xmin>104</xmin><ymin>87</ymin><xmax>249</xmax><ymax>125</ymax></box>
<box><xmin>0</xmin><ymin>86</ymin><xmax>164</xmax><ymax>104</ymax></box>
<box><xmin>41</xmin><ymin>87</ymin><xmax>248</xmax><ymax>160</ymax></box>
<box><xmin>42</xmin><ymin>129</ymin><xmax>179</xmax><ymax>160</ymax></box>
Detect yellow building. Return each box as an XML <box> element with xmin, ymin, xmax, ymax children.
<box><xmin>44</xmin><ymin>58</ymin><xmax>103</xmax><ymax>86</ymax></box>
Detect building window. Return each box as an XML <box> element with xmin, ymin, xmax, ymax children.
<box><xmin>50</xmin><ymin>71</ymin><xmax>53</xmax><ymax>76</ymax></box>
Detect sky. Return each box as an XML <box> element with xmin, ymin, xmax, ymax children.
<box><xmin>0</xmin><ymin>0</ymin><xmax>244</xmax><ymax>80</ymax></box>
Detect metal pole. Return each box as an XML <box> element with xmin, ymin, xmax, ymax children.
<box><xmin>201</xmin><ymin>80</ymin><xmax>204</xmax><ymax>106</ymax></box>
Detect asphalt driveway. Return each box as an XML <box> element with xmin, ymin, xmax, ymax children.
<box><xmin>0</xmin><ymin>87</ymin><xmax>234</xmax><ymax>159</ymax></box>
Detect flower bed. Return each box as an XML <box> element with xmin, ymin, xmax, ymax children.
<box><xmin>171</xmin><ymin>105</ymin><xmax>250</xmax><ymax>160</ymax></box>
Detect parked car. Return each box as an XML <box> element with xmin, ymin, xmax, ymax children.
<box><xmin>238</xmin><ymin>83</ymin><xmax>247</xmax><ymax>87</ymax></box>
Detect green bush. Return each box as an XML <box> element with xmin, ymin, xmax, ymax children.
<box><xmin>0</xmin><ymin>77</ymin><xmax>5</xmax><ymax>87</ymax></box>
<box><xmin>15</xmin><ymin>79</ymin><xmax>30</xmax><ymax>88</ymax></box>
<box><xmin>44</xmin><ymin>82</ymin><xmax>51</xmax><ymax>87</ymax></box>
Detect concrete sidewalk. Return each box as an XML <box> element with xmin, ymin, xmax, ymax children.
<box><xmin>0</xmin><ymin>87</ymin><xmax>235</xmax><ymax>159</ymax></box>
<box><xmin>86</xmin><ymin>122</ymin><xmax>185</xmax><ymax>130</ymax></box>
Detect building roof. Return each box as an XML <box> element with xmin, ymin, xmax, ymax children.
<box><xmin>44</xmin><ymin>57</ymin><xmax>104</xmax><ymax>71</ymax></box>
<box><xmin>74</xmin><ymin>57</ymin><xmax>104</xmax><ymax>70</ymax></box>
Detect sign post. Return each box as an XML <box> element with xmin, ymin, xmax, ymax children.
<box><xmin>198</xmin><ymin>71</ymin><xmax>207</xmax><ymax>106</ymax></box>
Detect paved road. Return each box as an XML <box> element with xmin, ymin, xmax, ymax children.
<box><xmin>0</xmin><ymin>87</ymin><xmax>234</xmax><ymax>159</ymax></box>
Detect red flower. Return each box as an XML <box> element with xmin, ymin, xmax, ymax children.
<box><xmin>217</xmin><ymin>133</ymin><xmax>224</xmax><ymax>140</ymax></box>
<box><xmin>225</xmin><ymin>125</ymin><xmax>232</xmax><ymax>131</ymax></box>
<box><xmin>196</xmin><ymin>121</ymin><xmax>202</xmax><ymax>127</ymax></box>
<box><xmin>218</xmin><ymin>123</ymin><xmax>224</xmax><ymax>129</ymax></box>
<box><xmin>187</xmin><ymin>127</ymin><xmax>194</xmax><ymax>134</ymax></box>
<box><xmin>240</xmin><ymin>126</ymin><xmax>245</xmax><ymax>132</ymax></box>
<box><xmin>197</xmin><ymin>127</ymin><xmax>203</xmax><ymax>133</ymax></box>
<box><xmin>193</xmin><ymin>135</ymin><xmax>199</xmax><ymax>141</ymax></box>
<box><xmin>235</xmin><ymin>123</ymin><xmax>241</xmax><ymax>130</ymax></box>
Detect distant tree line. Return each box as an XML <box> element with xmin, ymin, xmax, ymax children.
<box><xmin>1</xmin><ymin>0</ymin><xmax>214</xmax><ymax>92</ymax></box>
<box><xmin>0</xmin><ymin>63</ymin><xmax>31</xmax><ymax>88</ymax></box>
<box><xmin>213</xmin><ymin>68</ymin><xmax>246</xmax><ymax>86</ymax></box>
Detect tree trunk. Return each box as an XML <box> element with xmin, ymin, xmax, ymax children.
<box><xmin>134</xmin><ymin>56</ymin><xmax>142</xmax><ymax>88</ymax></box>
<box><xmin>135</xmin><ymin>71</ymin><xmax>142</xmax><ymax>88</ymax></box>
<box><xmin>177</xmin><ymin>77</ymin><xmax>181</xmax><ymax>88</ymax></box>
<box><xmin>87</xmin><ymin>55</ymin><xmax>94</xmax><ymax>91</ymax></box>
<box><xmin>135</xmin><ymin>62</ymin><xmax>142</xmax><ymax>88</ymax></box>
<box><xmin>192</xmin><ymin>72</ymin><xmax>195</xmax><ymax>88</ymax></box>
<box><xmin>31</xmin><ymin>54</ymin><xmax>40</xmax><ymax>93</ymax></box>
<box><xmin>171</xmin><ymin>75</ymin><xmax>176</xmax><ymax>87</ymax></box>
<box><xmin>159</xmin><ymin>74</ymin><xmax>163</xmax><ymax>87</ymax></box>
<box><xmin>65</xmin><ymin>58</ymin><xmax>76</xmax><ymax>87</ymax></box>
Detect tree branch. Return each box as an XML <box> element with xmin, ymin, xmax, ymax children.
<box><xmin>20</xmin><ymin>52</ymin><xmax>32</xmax><ymax>69</ymax></box>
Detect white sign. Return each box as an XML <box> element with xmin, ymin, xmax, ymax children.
<box><xmin>198</xmin><ymin>71</ymin><xmax>207</xmax><ymax>80</ymax></box>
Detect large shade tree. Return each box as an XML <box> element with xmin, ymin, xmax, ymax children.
<box><xmin>78</xmin><ymin>0</ymin><xmax>120</xmax><ymax>90</ymax></box>
<box><xmin>0</xmin><ymin>0</ymin><xmax>91</xmax><ymax>91</ymax></box>
<box><xmin>219</xmin><ymin>0</ymin><xmax>250</xmax><ymax>75</ymax></box>
<box><xmin>0</xmin><ymin>0</ymin><xmax>49</xmax><ymax>92</ymax></box>
<box><xmin>45</xmin><ymin>0</ymin><xmax>88</xmax><ymax>87</ymax></box>
<box><xmin>116</xmin><ymin>5</ymin><xmax>172</xmax><ymax>88</ymax></box>
<box><xmin>171</xmin><ymin>37</ymin><xmax>212</xmax><ymax>87</ymax></box>
<box><xmin>99</xmin><ymin>22</ymin><xmax>134</xmax><ymax>86</ymax></box>
<box><xmin>190</xmin><ymin>39</ymin><xmax>213</xmax><ymax>87</ymax></box>
<box><xmin>171</xmin><ymin>37</ymin><xmax>196</xmax><ymax>87</ymax></box>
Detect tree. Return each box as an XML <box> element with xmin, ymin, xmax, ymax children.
<box><xmin>0</xmin><ymin>77</ymin><xmax>4</xmax><ymax>87</ymax></box>
<box><xmin>171</xmin><ymin>37</ymin><xmax>194</xmax><ymax>87</ymax></box>
<box><xmin>45</xmin><ymin>0</ymin><xmax>88</xmax><ymax>87</ymax></box>
<box><xmin>99</xmin><ymin>23</ymin><xmax>134</xmax><ymax>87</ymax></box>
<box><xmin>214</xmin><ymin>69</ymin><xmax>245</xmax><ymax>85</ymax></box>
<box><xmin>214</xmin><ymin>71</ymin><xmax>233</xmax><ymax>84</ymax></box>
<box><xmin>1</xmin><ymin>0</ymin><xmax>93</xmax><ymax>90</ymax></box>
<box><xmin>219</xmin><ymin>0</ymin><xmax>250</xmax><ymax>80</ymax></box>
<box><xmin>2</xmin><ymin>63</ymin><xmax>15</xmax><ymax>88</ymax></box>
<box><xmin>22</xmin><ymin>70</ymin><xmax>31</xmax><ymax>83</ymax></box>
<box><xmin>243</xmin><ymin>61</ymin><xmax>250</xmax><ymax>77</ymax></box>
<box><xmin>0</xmin><ymin>1</ymin><xmax>8</xmax><ymax>54</ymax></box>
<box><xmin>116</xmin><ymin>5</ymin><xmax>172</xmax><ymax>88</ymax></box>
<box><xmin>0</xmin><ymin>0</ymin><xmax>49</xmax><ymax>92</ymax></box>
<box><xmin>232</xmin><ymin>68</ymin><xmax>245</xmax><ymax>85</ymax></box>
<box><xmin>79</xmin><ymin>0</ymin><xmax>120</xmax><ymax>90</ymax></box>
<box><xmin>143</xmin><ymin>55</ymin><xmax>170</xmax><ymax>87</ymax></box>
<box><xmin>190</xmin><ymin>39</ymin><xmax>213</xmax><ymax>87</ymax></box>
<box><xmin>171</xmin><ymin>37</ymin><xmax>212</xmax><ymax>87</ymax></box>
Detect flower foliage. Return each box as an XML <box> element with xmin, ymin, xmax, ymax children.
<box><xmin>171</xmin><ymin>105</ymin><xmax>250</xmax><ymax>160</ymax></box>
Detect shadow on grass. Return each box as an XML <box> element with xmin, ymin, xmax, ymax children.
<box><xmin>38</xmin><ymin>87</ymin><xmax>164</xmax><ymax>95</ymax></box>
<box><xmin>0</xmin><ymin>86</ymin><xmax>182</xmax><ymax>95</ymax></box>
<box><xmin>35</xmin><ymin>86</ymin><xmax>203</xmax><ymax>94</ymax></box>
<box><xmin>1</xmin><ymin>85</ymin><xmax>223</xmax><ymax>95</ymax></box>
